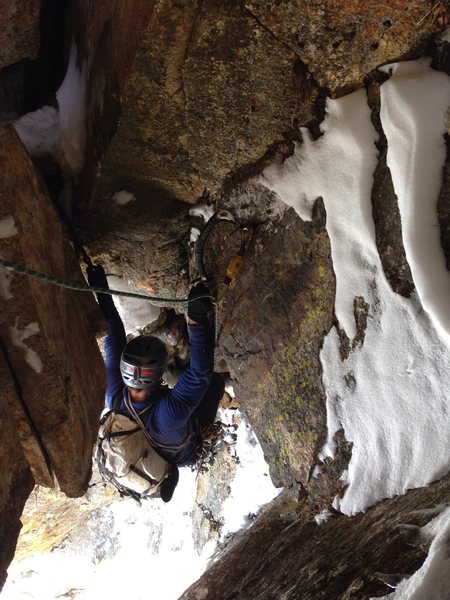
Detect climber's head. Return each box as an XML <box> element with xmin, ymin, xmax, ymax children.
<box><xmin>120</xmin><ymin>335</ymin><xmax>168</xmax><ymax>400</ymax></box>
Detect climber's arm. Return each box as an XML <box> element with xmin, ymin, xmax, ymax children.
<box><xmin>87</xmin><ymin>265</ymin><xmax>126</xmax><ymax>408</ymax></box>
<box><xmin>151</xmin><ymin>283</ymin><xmax>214</xmax><ymax>432</ymax></box>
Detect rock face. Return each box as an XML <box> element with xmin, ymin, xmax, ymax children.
<box><xmin>0</xmin><ymin>0</ymin><xmax>40</xmax><ymax>68</ymax></box>
<box><xmin>88</xmin><ymin>0</ymin><xmax>324</xmax><ymax>206</ymax></box>
<box><xmin>245</xmin><ymin>0</ymin><xmax>448</xmax><ymax>97</ymax></box>
<box><xmin>213</xmin><ymin>184</ymin><xmax>336</xmax><ymax>489</ymax></box>
<box><xmin>78</xmin><ymin>192</ymin><xmax>192</xmax><ymax>301</ymax></box>
<box><xmin>182</xmin><ymin>475</ymin><xmax>450</xmax><ymax>600</ymax></box>
<box><xmin>0</xmin><ymin>378</ymin><xmax>34</xmax><ymax>592</ymax></box>
<box><xmin>72</xmin><ymin>0</ymin><xmax>156</xmax><ymax>210</ymax></box>
<box><xmin>0</xmin><ymin>0</ymin><xmax>449</xmax><ymax>595</ymax></box>
<box><xmin>80</xmin><ymin>0</ymin><xmax>448</xmax><ymax>210</ymax></box>
<box><xmin>0</xmin><ymin>126</ymin><xmax>106</xmax><ymax>585</ymax></box>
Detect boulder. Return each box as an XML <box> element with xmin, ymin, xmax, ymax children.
<box><xmin>0</xmin><ymin>125</ymin><xmax>105</xmax><ymax>499</ymax></box>
<box><xmin>89</xmin><ymin>0</ymin><xmax>323</xmax><ymax>205</ymax></box>
<box><xmin>78</xmin><ymin>192</ymin><xmax>192</xmax><ymax>303</ymax></box>
<box><xmin>207</xmin><ymin>183</ymin><xmax>336</xmax><ymax>489</ymax></box>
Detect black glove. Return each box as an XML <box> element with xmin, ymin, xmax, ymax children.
<box><xmin>87</xmin><ymin>264</ymin><xmax>109</xmax><ymax>290</ymax></box>
<box><xmin>187</xmin><ymin>283</ymin><xmax>212</xmax><ymax>325</ymax></box>
<box><xmin>87</xmin><ymin>264</ymin><xmax>118</xmax><ymax>320</ymax></box>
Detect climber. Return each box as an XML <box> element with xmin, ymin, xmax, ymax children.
<box><xmin>87</xmin><ymin>264</ymin><xmax>224</xmax><ymax>487</ymax></box>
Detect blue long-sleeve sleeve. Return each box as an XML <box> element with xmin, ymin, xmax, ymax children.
<box><xmin>104</xmin><ymin>313</ymin><xmax>126</xmax><ymax>409</ymax></box>
<box><xmin>150</xmin><ymin>323</ymin><xmax>214</xmax><ymax>434</ymax></box>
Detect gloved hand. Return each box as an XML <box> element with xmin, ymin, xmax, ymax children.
<box><xmin>87</xmin><ymin>264</ymin><xmax>109</xmax><ymax>290</ymax></box>
<box><xmin>187</xmin><ymin>283</ymin><xmax>213</xmax><ymax>325</ymax></box>
<box><xmin>87</xmin><ymin>264</ymin><xmax>118</xmax><ymax>320</ymax></box>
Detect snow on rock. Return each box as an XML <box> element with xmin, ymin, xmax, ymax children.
<box><xmin>190</xmin><ymin>227</ymin><xmax>201</xmax><ymax>244</ymax></box>
<box><xmin>314</xmin><ymin>509</ymin><xmax>332</xmax><ymax>525</ymax></box>
<box><xmin>13</xmin><ymin>107</ymin><xmax>60</xmax><ymax>158</ymax></box>
<box><xmin>189</xmin><ymin>203</ymin><xmax>215</xmax><ymax>223</ymax></box>
<box><xmin>106</xmin><ymin>275</ymin><xmax>162</xmax><ymax>336</ymax></box>
<box><xmin>260</xmin><ymin>61</ymin><xmax>450</xmax><ymax>515</ymax></box>
<box><xmin>9</xmin><ymin>320</ymin><xmax>43</xmax><ymax>373</ymax></box>
<box><xmin>261</xmin><ymin>88</ymin><xmax>379</xmax><ymax>341</ymax></box>
<box><xmin>112</xmin><ymin>190</ymin><xmax>136</xmax><ymax>206</ymax></box>
<box><xmin>0</xmin><ymin>216</ymin><xmax>18</xmax><ymax>238</ymax></box>
<box><xmin>13</xmin><ymin>40</ymin><xmax>88</xmax><ymax>173</ymax></box>
<box><xmin>375</xmin><ymin>506</ymin><xmax>450</xmax><ymax>600</ymax></box>
<box><xmin>219</xmin><ymin>410</ymin><xmax>281</xmax><ymax>539</ymax></box>
<box><xmin>379</xmin><ymin>58</ymin><xmax>450</xmax><ymax>344</ymax></box>
<box><xmin>56</xmin><ymin>41</ymin><xmax>87</xmax><ymax>173</ymax></box>
<box><xmin>0</xmin><ymin>253</ymin><xmax>13</xmax><ymax>300</ymax></box>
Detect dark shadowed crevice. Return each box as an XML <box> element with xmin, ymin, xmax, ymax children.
<box><xmin>0</xmin><ymin>0</ymin><xmax>71</xmax><ymax>120</ymax></box>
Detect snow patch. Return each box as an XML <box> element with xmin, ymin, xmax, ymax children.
<box><xmin>190</xmin><ymin>227</ymin><xmax>201</xmax><ymax>244</ymax></box>
<box><xmin>112</xmin><ymin>190</ymin><xmax>135</xmax><ymax>206</ymax></box>
<box><xmin>56</xmin><ymin>42</ymin><xmax>87</xmax><ymax>173</ymax></box>
<box><xmin>10</xmin><ymin>321</ymin><xmax>43</xmax><ymax>373</ymax></box>
<box><xmin>379</xmin><ymin>58</ymin><xmax>450</xmax><ymax>344</ymax></box>
<box><xmin>219</xmin><ymin>410</ymin><xmax>282</xmax><ymax>538</ymax></box>
<box><xmin>189</xmin><ymin>203</ymin><xmax>215</xmax><ymax>223</ymax></box>
<box><xmin>0</xmin><ymin>216</ymin><xmax>18</xmax><ymax>238</ymax></box>
<box><xmin>106</xmin><ymin>275</ymin><xmax>161</xmax><ymax>336</ymax></box>
<box><xmin>260</xmin><ymin>60</ymin><xmax>450</xmax><ymax>515</ymax></box>
<box><xmin>225</xmin><ymin>382</ymin><xmax>236</xmax><ymax>399</ymax></box>
<box><xmin>0</xmin><ymin>253</ymin><xmax>13</xmax><ymax>300</ymax></box>
<box><xmin>311</xmin><ymin>465</ymin><xmax>322</xmax><ymax>479</ymax></box>
<box><xmin>13</xmin><ymin>107</ymin><xmax>60</xmax><ymax>158</ymax></box>
<box><xmin>314</xmin><ymin>509</ymin><xmax>331</xmax><ymax>525</ymax></box>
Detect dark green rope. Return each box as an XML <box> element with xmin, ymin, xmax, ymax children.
<box><xmin>0</xmin><ymin>258</ymin><xmax>211</xmax><ymax>304</ymax></box>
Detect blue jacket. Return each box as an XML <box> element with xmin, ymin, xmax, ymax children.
<box><xmin>104</xmin><ymin>311</ymin><xmax>214</xmax><ymax>466</ymax></box>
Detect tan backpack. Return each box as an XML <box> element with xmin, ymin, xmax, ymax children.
<box><xmin>95</xmin><ymin>395</ymin><xmax>178</xmax><ymax>503</ymax></box>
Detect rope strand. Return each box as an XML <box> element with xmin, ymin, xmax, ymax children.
<box><xmin>0</xmin><ymin>258</ymin><xmax>212</xmax><ymax>304</ymax></box>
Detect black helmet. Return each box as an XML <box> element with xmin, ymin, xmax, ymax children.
<box><xmin>120</xmin><ymin>336</ymin><xmax>168</xmax><ymax>389</ymax></box>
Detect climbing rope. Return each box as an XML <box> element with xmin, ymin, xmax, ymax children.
<box><xmin>0</xmin><ymin>208</ymin><xmax>251</xmax><ymax>307</ymax></box>
<box><xmin>0</xmin><ymin>258</ymin><xmax>211</xmax><ymax>304</ymax></box>
<box><xmin>194</xmin><ymin>210</ymin><xmax>240</xmax><ymax>280</ymax></box>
